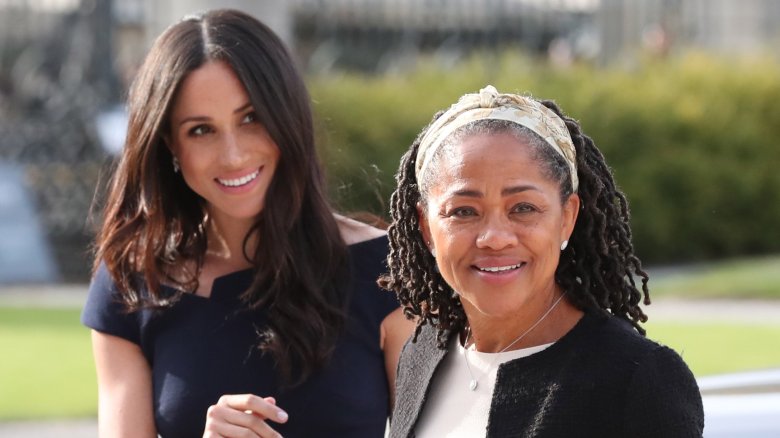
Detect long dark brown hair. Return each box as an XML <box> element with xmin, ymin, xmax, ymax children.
<box><xmin>379</xmin><ymin>100</ymin><xmax>650</xmax><ymax>347</ymax></box>
<box><xmin>93</xmin><ymin>9</ymin><xmax>348</xmax><ymax>385</ymax></box>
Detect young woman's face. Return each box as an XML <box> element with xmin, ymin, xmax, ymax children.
<box><xmin>168</xmin><ymin>60</ymin><xmax>280</xmax><ymax>229</ymax></box>
<box><xmin>418</xmin><ymin>132</ymin><xmax>579</xmax><ymax>320</ymax></box>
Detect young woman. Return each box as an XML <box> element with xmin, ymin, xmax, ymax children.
<box><xmin>381</xmin><ymin>86</ymin><xmax>704</xmax><ymax>437</ymax></box>
<box><xmin>82</xmin><ymin>9</ymin><xmax>412</xmax><ymax>438</ymax></box>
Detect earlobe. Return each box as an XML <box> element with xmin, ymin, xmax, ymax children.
<box><xmin>162</xmin><ymin>136</ymin><xmax>181</xmax><ymax>173</ymax></box>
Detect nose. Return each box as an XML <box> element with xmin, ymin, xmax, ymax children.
<box><xmin>476</xmin><ymin>214</ymin><xmax>518</xmax><ymax>251</ymax></box>
<box><xmin>221</xmin><ymin>131</ymin><xmax>247</xmax><ymax>167</ymax></box>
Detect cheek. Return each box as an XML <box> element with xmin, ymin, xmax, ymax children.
<box><xmin>426</xmin><ymin>216</ymin><xmax>451</xmax><ymax>246</ymax></box>
<box><xmin>258</xmin><ymin>138</ymin><xmax>280</xmax><ymax>160</ymax></box>
<box><xmin>528</xmin><ymin>234</ymin><xmax>563</xmax><ymax>276</ymax></box>
<box><xmin>430</xmin><ymin>222</ymin><xmax>472</xmax><ymax>262</ymax></box>
<box><xmin>179</xmin><ymin>146</ymin><xmax>215</xmax><ymax>171</ymax></box>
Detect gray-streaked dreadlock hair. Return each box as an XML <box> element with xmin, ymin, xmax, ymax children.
<box><xmin>378</xmin><ymin>98</ymin><xmax>650</xmax><ymax>348</ymax></box>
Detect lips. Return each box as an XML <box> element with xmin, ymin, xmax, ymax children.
<box><xmin>475</xmin><ymin>263</ymin><xmax>525</xmax><ymax>273</ymax></box>
<box><xmin>216</xmin><ymin>168</ymin><xmax>260</xmax><ymax>187</ymax></box>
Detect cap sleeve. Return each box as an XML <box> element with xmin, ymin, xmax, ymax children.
<box><xmin>80</xmin><ymin>262</ymin><xmax>141</xmax><ymax>345</ymax></box>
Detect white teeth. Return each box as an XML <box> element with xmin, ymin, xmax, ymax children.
<box><xmin>217</xmin><ymin>170</ymin><xmax>259</xmax><ymax>187</ymax></box>
<box><xmin>478</xmin><ymin>264</ymin><xmax>522</xmax><ymax>273</ymax></box>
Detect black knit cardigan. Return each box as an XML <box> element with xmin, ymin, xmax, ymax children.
<box><xmin>390</xmin><ymin>311</ymin><xmax>704</xmax><ymax>438</ymax></box>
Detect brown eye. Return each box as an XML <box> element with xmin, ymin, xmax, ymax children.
<box><xmin>241</xmin><ymin>111</ymin><xmax>258</xmax><ymax>124</ymax></box>
<box><xmin>511</xmin><ymin>203</ymin><xmax>537</xmax><ymax>214</ymax></box>
<box><xmin>451</xmin><ymin>207</ymin><xmax>478</xmax><ymax>218</ymax></box>
<box><xmin>188</xmin><ymin>125</ymin><xmax>212</xmax><ymax>137</ymax></box>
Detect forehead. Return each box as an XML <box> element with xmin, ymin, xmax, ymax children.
<box><xmin>422</xmin><ymin>131</ymin><xmax>562</xmax><ymax>198</ymax></box>
<box><xmin>171</xmin><ymin>61</ymin><xmax>248</xmax><ymax>115</ymax></box>
<box><xmin>438</xmin><ymin>132</ymin><xmax>536</xmax><ymax>177</ymax></box>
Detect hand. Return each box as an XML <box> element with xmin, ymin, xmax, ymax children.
<box><xmin>203</xmin><ymin>394</ymin><xmax>289</xmax><ymax>438</ymax></box>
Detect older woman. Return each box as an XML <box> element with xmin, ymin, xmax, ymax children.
<box><xmin>380</xmin><ymin>86</ymin><xmax>704</xmax><ymax>437</ymax></box>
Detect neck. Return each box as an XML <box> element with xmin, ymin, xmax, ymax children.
<box><xmin>464</xmin><ymin>288</ymin><xmax>580</xmax><ymax>353</ymax></box>
<box><xmin>205</xmin><ymin>212</ymin><xmax>257</xmax><ymax>271</ymax></box>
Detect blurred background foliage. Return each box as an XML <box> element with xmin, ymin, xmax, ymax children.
<box><xmin>311</xmin><ymin>51</ymin><xmax>780</xmax><ymax>264</ymax></box>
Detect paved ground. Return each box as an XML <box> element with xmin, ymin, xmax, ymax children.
<box><xmin>0</xmin><ymin>283</ymin><xmax>87</xmax><ymax>307</ymax></box>
<box><xmin>4</xmin><ymin>283</ymin><xmax>779</xmax><ymax>322</ymax></box>
<box><xmin>0</xmin><ymin>419</ymin><xmax>97</xmax><ymax>438</ymax></box>
<box><xmin>2</xmin><ymin>284</ymin><xmax>780</xmax><ymax>437</ymax></box>
<box><xmin>646</xmin><ymin>297</ymin><xmax>780</xmax><ymax>324</ymax></box>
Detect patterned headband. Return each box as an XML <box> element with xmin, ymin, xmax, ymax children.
<box><xmin>415</xmin><ymin>85</ymin><xmax>578</xmax><ymax>192</ymax></box>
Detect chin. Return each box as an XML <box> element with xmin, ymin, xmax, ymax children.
<box><xmin>463</xmin><ymin>297</ymin><xmax>523</xmax><ymax>319</ymax></box>
<box><xmin>215</xmin><ymin>205</ymin><xmax>264</xmax><ymax>221</ymax></box>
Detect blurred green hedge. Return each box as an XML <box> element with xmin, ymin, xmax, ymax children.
<box><xmin>309</xmin><ymin>52</ymin><xmax>780</xmax><ymax>263</ymax></box>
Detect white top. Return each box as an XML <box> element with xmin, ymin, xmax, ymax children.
<box><xmin>414</xmin><ymin>336</ymin><xmax>553</xmax><ymax>438</ymax></box>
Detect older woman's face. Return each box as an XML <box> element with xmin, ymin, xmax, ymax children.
<box><xmin>418</xmin><ymin>132</ymin><xmax>579</xmax><ymax>320</ymax></box>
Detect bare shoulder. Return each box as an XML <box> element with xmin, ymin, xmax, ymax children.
<box><xmin>381</xmin><ymin>307</ymin><xmax>417</xmax><ymax>408</ymax></box>
<box><xmin>335</xmin><ymin>213</ymin><xmax>386</xmax><ymax>245</ymax></box>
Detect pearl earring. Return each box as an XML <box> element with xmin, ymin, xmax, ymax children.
<box><xmin>560</xmin><ymin>240</ymin><xmax>568</xmax><ymax>251</ymax></box>
<box><xmin>172</xmin><ymin>156</ymin><xmax>180</xmax><ymax>173</ymax></box>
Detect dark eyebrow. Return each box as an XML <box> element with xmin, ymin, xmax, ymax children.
<box><xmin>177</xmin><ymin>102</ymin><xmax>253</xmax><ymax>127</ymax></box>
<box><xmin>451</xmin><ymin>185</ymin><xmax>538</xmax><ymax>198</ymax></box>
<box><xmin>502</xmin><ymin>185</ymin><xmax>538</xmax><ymax>196</ymax></box>
<box><xmin>233</xmin><ymin>102</ymin><xmax>252</xmax><ymax>114</ymax></box>
<box><xmin>178</xmin><ymin>115</ymin><xmax>209</xmax><ymax>126</ymax></box>
<box><xmin>452</xmin><ymin>189</ymin><xmax>483</xmax><ymax>198</ymax></box>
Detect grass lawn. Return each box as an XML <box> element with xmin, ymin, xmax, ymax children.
<box><xmin>0</xmin><ymin>307</ymin><xmax>96</xmax><ymax>421</ymax></box>
<box><xmin>646</xmin><ymin>321</ymin><xmax>780</xmax><ymax>376</ymax></box>
<box><xmin>649</xmin><ymin>255</ymin><xmax>780</xmax><ymax>299</ymax></box>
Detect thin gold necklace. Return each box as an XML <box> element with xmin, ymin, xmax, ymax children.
<box><xmin>463</xmin><ymin>292</ymin><xmax>566</xmax><ymax>391</ymax></box>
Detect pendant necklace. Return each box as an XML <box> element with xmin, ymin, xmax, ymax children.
<box><xmin>463</xmin><ymin>292</ymin><xmax>566</xmax><ymax>391</ymax></box>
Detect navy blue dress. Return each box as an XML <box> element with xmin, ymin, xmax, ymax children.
<box><xmin>82</xmin><ymin>236</ymin><xmax>399</xmax><ymax>438</ymax></box>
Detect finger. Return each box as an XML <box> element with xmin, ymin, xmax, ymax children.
<box><xmin>245</xmin><ymin>398</ymin><xmax>275</xmax><ymax>415</ymax></box>
<box><xmin>206</xmin><ymin>404</ymin><xmax>282</xmax><ymax>438</ymax></box>
<box><xmin>205</xmin><ymin>405</ymin><xmax>249</xmax><ymax>437</ymax></box>
<box><xmin>209</xmin><ymin>420</ymin><xmax>261</xmax><ymax>438</ymax></box>
<box><xmin>217</xmin><ymin>394</ymin><xmax>289</xmax><ymax>424</ymax></box>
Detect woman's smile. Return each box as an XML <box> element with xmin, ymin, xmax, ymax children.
<box><xmin>216</xmin><ymin>168</ymin><xmax>261</xmax><ymax>188</ymax></box>
<box><xmin>472</xmin><ymin>260</ymin><xmax>527</xmax><ymax>286</ymax></box>
<box><xmin>474</xmin><ymin>263</ymin><xmax>524</xmax><ymax>273</ymax></box>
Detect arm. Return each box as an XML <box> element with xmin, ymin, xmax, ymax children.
<box><xmin>624</xmin><ymin>345</ymin><xmax>704</xmax><ymax>438</ymax></box>
<box><xmin>91</xmin><ymin>330</ymin><xmax>156</xmax><ymax>438</ymax></box>
<box><xmin>381</xmin><ymin>307</ymin><xmax>416</xmax><ymax>410</ymax></box>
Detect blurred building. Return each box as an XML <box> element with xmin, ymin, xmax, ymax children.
<box><xmin>599</xmin><ymin>0</ymin><xmax>780</xmax><ymax>63</ymax></box>
<box><xmin>107</xmin><ymin>0</ymin><xmax>780</xmax><ymax>75</ymax></box>
<box><xmin>292</xmin><ymin>0</ymin><xmax>597</xmax><ymax>73</ymax></box>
